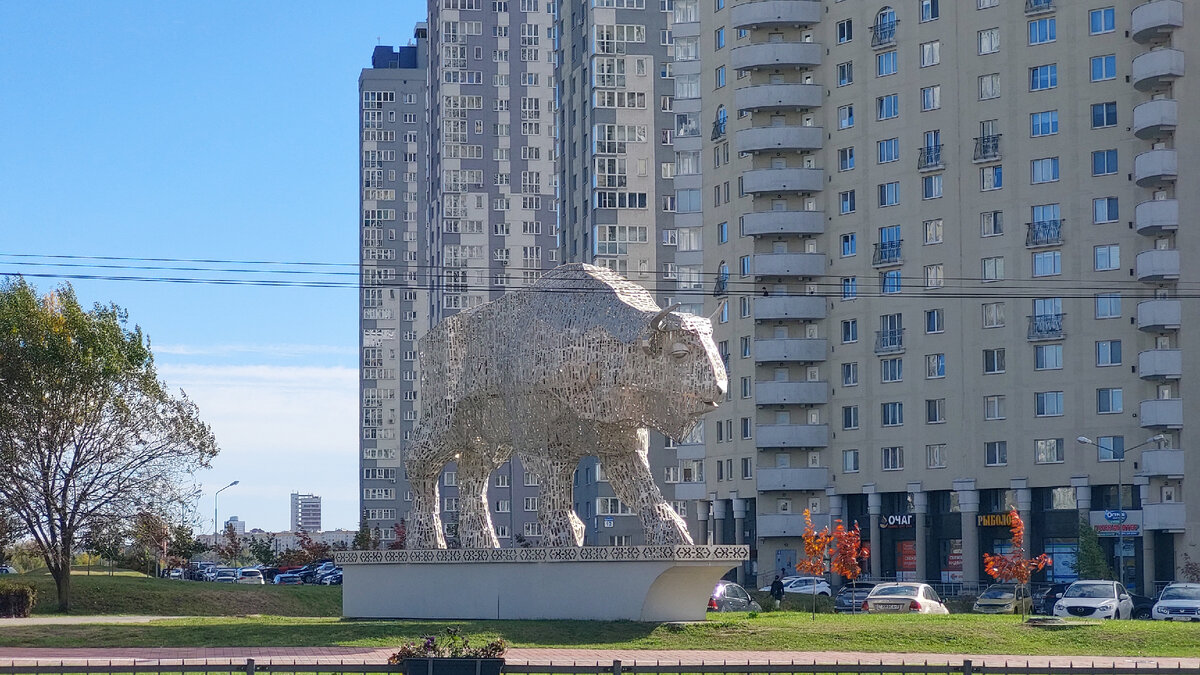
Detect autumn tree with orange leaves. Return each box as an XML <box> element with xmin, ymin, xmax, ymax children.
<box><xmin>983</xmin><ymin>509</ymin><xmax>1052</xmax><ymax>618</ymax></box>
<box><xmin>795</xmin><ymin>510</ymin><xmax>835</xmax><ymax>617</ymax></box>
<box><xmin>831</xmin><ymin>520</ymin><xmax>870</xmax><ymax>584</ymax></box>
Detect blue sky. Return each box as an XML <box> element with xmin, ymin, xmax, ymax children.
<box><xmin>0</xmin><ymin>2</ymin><xmax>426</xmax><ymax>532</ymax></box>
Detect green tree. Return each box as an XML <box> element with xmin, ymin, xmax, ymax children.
<box><xmin>213</xmin><ymin>522</ymin><xmax>245</xmax><ymax>565</ymax></box>
<box><xmin>1073</xmin><ymin>517</ymin><xmax>1116</xmax><ymax>580</ymax></box>
<box><xmin>296</xmin><ymin>530</ymin><xmax>332</xmax><ymax>561</ymax></box>
<box><xmin>248</xmin><ymin>535</ymin><xmax>277</xmax><ymax>566</ymax></box>
<box><xmin>0</xmin><ymin>503</ymin><xmax>23</xmax><ymax>567</ymax></box>
<box><xmin>168</xmin><ymin>524</ymin><xmax>208</xmax><ymax>564</ymax></box>
<box><xmin>352</xmin><ymin>515</ymin><xmax>373</xmax><ymax>551</ymax></box>
<box><xmin>0</xmin><ymin>279</ymin><xmax>218</xmax><ymax>610</ymax></box>
<box><xmin>82</xmin><ymin>521</ymin><xmax>128</xmax><ymax>576</ymax></box>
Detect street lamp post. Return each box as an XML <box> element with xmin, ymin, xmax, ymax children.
<box><xmin>214</xmin><ymin>480</ymin><xmax>240</xmax><ymax>545</ymax></box>
<box><xmin>1076</xmin><ymin>434</ymin><xmax>1164</xmax><ymax>586</ymax></box>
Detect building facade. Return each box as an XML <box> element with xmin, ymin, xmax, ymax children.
<box><xmin>289</xmin><ymin>492</ymin><xmax>323</xmax><ymax>533</ymax></box>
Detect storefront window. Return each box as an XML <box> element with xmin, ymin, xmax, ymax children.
<box><xmin>1044</xmin><ymin>538</ymin><xmax>1078</xmax><ymax>582</ymax></box>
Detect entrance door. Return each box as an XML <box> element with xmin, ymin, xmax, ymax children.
<box><xmin>775</xmin><ymin>549</ymin><xmax>797</xmax><ymax>580</ymax></box>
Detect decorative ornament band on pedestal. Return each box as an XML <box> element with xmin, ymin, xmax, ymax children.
<box><xmin>336</xmin><ymin>544</ymin><xmax>751</xmax><ymax>565</ymax></box>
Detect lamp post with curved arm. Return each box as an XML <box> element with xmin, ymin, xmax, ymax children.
<box><xmin>214</xmin><ymin>480</ymin><xmax>240</xmax><ymax>542</ymax></box>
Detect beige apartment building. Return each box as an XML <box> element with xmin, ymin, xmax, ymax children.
<box><xmin>671</xmin><ymin>0</ymin><xmax>1195</xmax><ymax>593</ymax></box>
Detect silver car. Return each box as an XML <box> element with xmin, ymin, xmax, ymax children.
<box><xmin>708</xmin><ymin>580</ymin><xmax>762</xmax><ymax>612</ymax></box>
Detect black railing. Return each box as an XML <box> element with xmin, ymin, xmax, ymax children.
<box><xmin>870</xmin><ymin>20</ymin><xmax>897</xmax><ymax>48</ymax></box>
<box><xmin>974</xmin><ymin>134</ymin><xmax>1002</xmax><ymax>161</ymax></box>
<box><xmin>711</xmin><ymin>119</ymin><xmax>727</xmax><ymax>140</ymax></box>
<box><xmin>874</xmin><ymin>328</ymin><xmax>904</xmax><ymax>354</ymax></box>
<box><xmin>917</xmin><ymin>144</ymin><xmax>943</xmax><ymax>170</ymax></box>
<box><xmin>872</xmin><ymin>241</ymin><xmax>902</xmax><ymax>266</ymax></box>
<box><xmin>1027</xmin><ymin>313</ymin><xmax>1065</xmax><ymax>340</ymax></box>
<box><xmin>1026</xmin><ymin>0</ymin><xmax>1055</xmax><ymax>14</ymax></box>
<box><xmin>1026</xmin><ymin>220</ymin><xmax>1064</xmax><ymax>247</ymax></box>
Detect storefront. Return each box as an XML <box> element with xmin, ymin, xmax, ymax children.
<box><xmin>878</xmin><ymin>512</ymin><xmax>916</xmax><ymax>580</ymax></box>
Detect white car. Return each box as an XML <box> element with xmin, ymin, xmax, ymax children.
<box><xmin>782</xmin><ymin>577</ymin><xmax>832</xmax><ymax>596</ymax></box>
<box><xmin>759</xmin><ymin>576</ymin><xmax>802</xmax><ymax>592</ymax></box>
<box><xmin>236</xmin><ymin>568</ymin><xmax>265</xmax><ymax>585</ymax></box>
<box><xmin>1052</xmin><ymin>580</ymin><xmax>1134</xmax><ymax>620</ymax></box>
<box><xmin>864</xmin><ymin>582</ymin><xmax>950</xmax><ymax>614</ymax></box>
<box><xmin>0</xmin><ymin>565</ymin><xmax>16</xmax><ymax>574</ymax></box>
<box><xmin>1152</xmin><ymin>583</ymin><xmax>1200</xmax><ymax>621</ymax></box>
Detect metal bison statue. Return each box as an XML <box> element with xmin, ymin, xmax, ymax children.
<box><xmin>405</xmin><ymin>263</ymin><xmax>728</xmax><ymax>549</ymax></box>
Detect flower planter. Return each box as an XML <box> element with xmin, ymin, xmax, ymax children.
<box><xmin>403</xmin><ymin>659</ymin><xmax>505</xmax><ymax>675</ymax></box>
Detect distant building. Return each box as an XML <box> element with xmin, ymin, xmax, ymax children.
<box><xmin>224</xmin><ymin>515</ymin><xmax>246</xmax><ymax>535</ymax></box>
<box><xmin>290</xmin><ymin>492</ymin><xmax>322</xmax><ymax>532</ymax></box>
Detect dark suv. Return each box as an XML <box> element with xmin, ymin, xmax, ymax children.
<box><xmin>834</xmin><ymin>582</ymin><xmax>876</xmax><ymax>613</ymax></box>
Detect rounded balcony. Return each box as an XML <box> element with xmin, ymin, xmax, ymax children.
<box><xmin>1132</xmin><ymin>0</ymin><xmax>1184</xmax><ymax>44</ymax></box>
<box><xmin>1138</xmin><ymin>349</ymin><xmax>1182</xmax><ymax>380</ymax></box>
<box><xmin>755</xmin><ymin>295</ymin><xmax>826</xmax><ymax>321</ymax></box>
<box><xmin>754</xmin><ymin>426</ymin><xmax>829</xmax><ymax>450</ymax></box>
<box><xmin>1132</xmin><ymin>49</ymin><xmax>1185</xmax><ymax>92</ymax></box>
<box><xmin>1137</xmin><ymin>299</ymin><xmax>1182</xmax><ymax>332</ymax></box>
<box><xmin>731</xmin><ymin>0</ymin><xmax>821</xmax><ymax>30</ymax></box>
<box><xmin>1134</xmin><ymin>149</ymin><xmax>1178</xmax><ymax>188</ymax></box>
<box><xmin>1139</xmin><ymin>398</ymin><xmax>1184</xmax><ymax>430</ymax></box>
<box><xmin>735</xmin><ymin>83</ymin><xmax>823</xmax><ymax>112</ymax></box>
<box><xmin>754</xmin><ymin>338</ymin><xmax>828</xmax><ymax>363</ymax></box>
<box><xmin>754</xmin><ymin>380</ymin><xmax>828</xmax><ymax>406</ymax></box>
<box><xmin>743</xmin><ymin>167</ymin><xmax>823</xmax><ymax>194</ymax></box>
<box><xmin>753</xmin><ymin>252</ymin><xmax>825</xmax><ymax>278</ymax></box>
<box><xmin>736</xmin><ymin>125</ymin><xmax>823</xmax><ymax>154</ymax></box>
<box><xmin>731</xmin><ymin>42</ymin><xmax>822</xmax><ymax>71</ymax></box>
<box><xmin>1135</xmin><ymin>199</ymin><xmax>1178</xmax><ymax>235</ymax></box>
<box><xmin>1136</xmin><ymin>249</ymin><xmax>1180</xmax><ymax>281</ymax></box>
<box><xmin>742</xmin><ymin>210</ymin><xmax>823</xmax><ymax>236</ymax></box>
<box><xmin>1132</xmin><ymin>99</ymin><xmax>1177</xmax><ymax>140</ymax></box>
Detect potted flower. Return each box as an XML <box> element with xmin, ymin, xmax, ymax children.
<box><xmin>389</xmin><ymin>628</ymin><xmax>508</xmax><ymax>675</ymax></box>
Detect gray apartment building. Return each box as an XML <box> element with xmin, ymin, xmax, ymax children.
<box><xmin>289</xmin><ymin>492</ymin><xmax>322</xmax><ymax>533</ymax></box>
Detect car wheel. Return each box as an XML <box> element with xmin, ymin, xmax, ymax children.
<box><xmin>1133</xmin><ymin>607</ymin><xmax>1151</xmax><ymax>621</ymax></box>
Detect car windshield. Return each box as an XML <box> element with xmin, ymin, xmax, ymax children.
<box><xmin>241</xmin><ymin>571</ymin><xmax>261</xmax><ymax>577</ymax></box>
<box><xmin>872</xmin><ymin>584</ymin><xmax>920</xmax><ymax>597</ymax></box>
<box><xmin>1064</xmin><ymin>583</ymin><xmax>1114</xmax><ymax>599</ymax></box>
<box><xmin>1161</xmin><ymin>587</ymin><xmax>1200</xmax><ymax>600</ymax></box>
<box><xmin>980</xmin><ymin>586</ymin><xmax>1015</xmax><ymax>600</ymax></box>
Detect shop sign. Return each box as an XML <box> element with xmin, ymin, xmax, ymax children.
<box><xmin>977</xmin><ymin>512</ymin><xmax>1013</xmax><ymax>527</ymax></box>
<box><xmin>1090</xmin><ymin>510</ymin><xmax>1141</xmax><ymax>538</ymax></box>
<box><xmin>880</xmin><ymin>513</ymin><xmax>915</xmax><ymax>529</ymax></box>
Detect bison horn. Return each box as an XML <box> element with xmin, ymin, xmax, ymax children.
<box><xmin>708</xmin><ymin>300</ymin><xmax>726</xmax><ymax>323</ymax></box>
<box><xmin>650</xmin><ymin>303</ymin><xmax>681</xmax><ymax>331</ymax></box>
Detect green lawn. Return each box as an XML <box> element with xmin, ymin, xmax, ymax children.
<box><xmin>0</xmin><ymin>613</ymin><xmax>1198</xmax><ymax>657</ymax></box>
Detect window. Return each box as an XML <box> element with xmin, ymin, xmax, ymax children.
<box><xmin>1035</xmin><ymin>391</ymin><xmax>1064</xmax><ymax>417</ymax></box>
<box><xmin>1035</xmin><ymin>344</ymin><xmax>1063</xmax><ymax>370</ymax></box>
<box><xmin>881</xmin><ymin>357</ymin><xmax>903</xmax><ymax>383</ymax></box>
<box><xmin>981</xmin><ymin>165</ymin><xmax>1003</xmax><ymax>191</ymax></box>
<box><xmin>838</xmin><ymin>104</ymin><xmax>855</xmax><ymax>129</ymax></box>
<box><xmin>740</xmin><ymin>376</ymin><xmax>752</xmax><ymax>398</ymax></box>
<box><xmin>842</xmin><ymin>319</ymin><xmax>858</xmax><ymax>343</ymax></box>
<box><xmin>1097</xmin><ymin>435</ymin><xmax>1124</xmax><ymax>462</ymax></box>
<box><xmin>841</xmin><ymin>233</ymin><xmax>857</xmax><ymax>257</ymax></box>
<box><xmin>881</xmin><ymin>402</ymin><xmax>903</xmax><ymax>426</ymax></box>
<box><xmin>985</xmin><ymin>395</ymin><xmax>1005</xmax><ymax>420</ymax></box>
<box><xmin>1028</xmin><ymin>18</ymin><xmax>1056</xmax><ymax>45</ymax></box>
<box><xmin>842</xmin><ymin>362</ymin><xmax>859</xmax><ymax>386</ymax></box>
<box><xmin>920</xmin><ymin>0</ymin><xmax>939</xmax><ymax>21</ymax></box>
<box><xmin>877</xmin><ymin>51</ymin><xmax>898</xmax><ymax>77</ymax></box>
<box><xmin>927</xmin><ymin>444</ymin><xmax>947</xmax><ymax>469</ymax></box>
<box><xmin>1092</xmin><ymin>102</ymin><xmax>1117</xmax><ymax>128</ymax></box>
<box><xmin>1091</xmin><ymin>55</ymin><xmax>1117</xmax><ymax>82</ymax></box>
<box><xmin>1097</xmin><ymin>388</ymin><xmax>1123</xmax><ymax>414</ymax></box>
<box><xmin>978</xmin><ymin>28</ymin><xmax>999</xmax><ymax>54</ymax></box>
<box><xmin>1030</xmin><ymin>111</ymin><xmax>1058</xmax><ymax>137</ymax></box>
<box><xmin>1092</xmin><ymin>149</ymin><xmax>1118</xmax><ymax>176</ymax></box>
<box><xmin>838</xmin><ymin>62</ymin><xmax>854</xmax><ymax>86</ymax></box>
<box><xmin>1036</xmin><ymin>439</ymin><xmax>1064</xmax><ymax>464</ymax></box>
<box><xmin>981</xmin><ymin>211</ymin><xmax>1003</xmax><ymax>236</ymax></box>
<box><xmin>981</xmin><ymin>256</ymin><xmax>1004</xmax><ymax>281</ymax></box>
<box><xmin>926</xmin><ymin>398</ymin><xmax>946</xmax><ymax>423</ymax></box>
<box><xmin>1030</xmin><ymin>64</ymin><xmax>1058</xmax><ymax>91</ymax></box>
<box><xmin>878</xmin><ymin>138</ymin><xmax>899</xmax><ymax>163</ymax></box>
<box><xmin>837</xmin><ymin>19</ymin><xmax>853</xmax><ymax>44</ymax></box>
<box><xmin>923</xmin><ymin>174</ymin><xmax>943</xmax><ymax>199</ymax></box>
<box><xmin>843</xmin><ymin>449</ymin><xmax>860</xmax><ymax>473</ymax></box>
<box><xmin>979</xmin><ymin>73</ymin><xmax>1000</xmax><ymax>100</ymax></box>
<box><xmin>741</xmin><ymin>417</ymin><xmax>753</xmax><ymax>439</ymax></box>
<box><xmin>1032</xmin><ymin>250</ymin><xmax>1061</xmax><ymax>277</ymax></box>
<box><xmin>1089</xmin><ymin>7</ymin><xmax>1115</xmax><ymax>35</ymax></box>
<box><xmin>1093</xmin><ymin>197</ymin><xmax>1119</xmax><ymax>223</ymax></box>
<box><xmin>839</xmin><ymin>190</ymin><xmax>856</xmax><ymax>214</ymax></box>
<box><xmin>879</xmin><ymin>181</ymin><xmax>899</xmax><ymax>207</ymax></box>
<box><xmin>1095</xmin><ymin>293</ymin><xmax>1121</xmax><ymax>318</ymax></box>
<box><xmin>882</xmin><ymin>270</ymin><xmax>902</xmax><ymax>294</ymax></box>
<box><xmin>841</xmin><ymin>277</ymin><xmax>858</xmax><ymax>300</ymax></box>
<box><xmin>979</xmin><ymin>0</ymin><xmax>997</xmax><ymax>7</ymax></box>
<box><xmin>1094</xmin><ymin>244</ymin><xmax>1120</xmax><ymax>271</ymax></box>
<box><xmin>924</xmin><ymin>218</ymin><xmax>943</xmax><ymax>244</ymax></box>
<box><xmin>715</xmin><ymin>65</ymin><xmax>726</xmax><ymax>88</ymax></box>
<box><xmin>925</xmin><ymin>354</ymin><xmax>945</xmax><ymax>379</ymax></box>
<box><xmin>926</xmin><ymin>308</ymin><xmax>944</xmax><ymax>333</ymax></box>
<box><xmin>920</xmin><ymin>41</ymin><xmax>940</xmax><ymax>67</ymax></box>
<box><xmin>839</xmin><ymin>147</ymin><xmax>855</xmax><ymax>171</ymax></box>
<box><xmin>983</xmin><ymin>348</ymin><xmax>1006</xmax><ymax>374</ymax></box>
<box><xmin>985</xmin><ymin>441</ymin><xmax>1008</xmax><ymax>466</ymax></box>
<box><xmin>921</xmin><ymin>85</ymin><xmax>941</xmax><ymax>111</ymax></box>
<box><xmin>842</xmin><ymin>405</ymin><xmax>859</xmax><ymax>430</ymax></box>
<box><xmin>714</xmin><ymin>27</ymin><xmax>725</xmax><ymax>49</ymax></box>
<box><xmin>877</xmin><ymin>94</ymin><xmax>899</xmax><ymax>120</ymax></box>
<box><xmin>1096</xmin><ymin>340</ymin><xmax>1122</xmax><ymax>366</ymax></box>
<box><xmin>983</xmin><ymin>302</ymin><xmax>1005</xmax><ymax>328</ymax></box>
<box><xmin>882</xmin><ymin>446</ymin><xmax>904</xmax><ymax>471</ymax></box>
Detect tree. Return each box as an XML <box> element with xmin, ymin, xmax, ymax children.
<box><xmin>983</xmin><ymin>510</ymin><xmax>1052</xmax><ymax>619</ymax></box>
<box><xmin>0</xmin><ymin>279</ymin><xmax>218</xmax><ymax>610</ymax></box>
<box><xmin>213</xmin><ymin>522</ymin><xmax>244</xmax><ymax>565</ymax></box>
<box><xmin>352</xmin><ymin>515</ymin><xmax>373</xmax><ymax>551</ymax></box>
<box><xmin>82</xmin><ymin>520</ymin><xmax>128</xmax><ymax>576</ymax></box>
<box><xmin>386</xmin><ymin>520</ymin><xmax>406</xmax><ymax>550</ymax></box>
<box><xmin>276</xmin><ymin>548</ymin><xmax>310</xmax><ymax>567</ymax></box>
<box><xmin>795</xmin><ymin>509</ymin><xmax>835</xmax><ymax>618</ymax></box>
<box><xmin>131</xmin><ymin>511</ymin><xmax>172</xmax><ymax>576</ymax></box>
<box><xmin>1180</xmin><ymin>554</ymin><xmax>1200</xmax><ymax>583</ymax></box>
<box><xmin>296</xmin><ymin>530</ymin><xmax>332</xmax><ymax>561</ymax></box>
<box><xmin>831</xmin><ymin>520</ymin><xmax>869</xmax><ymax>584</ymax></box>
<box><xmin>168</xmin><ymin>524</ymin><xmax>208</xmax><ymax>563</ymax></box>
<box><xmin>1073</xmin><ymin>516</ymin><xmax>1115</xmax><ymax>581</ymax></box>
<box><xmin>0</xmin><ymin>503</ymin><xmax>23</xmax><ymax>567</ymax></box>
<box><xmin>247</xmin><ymin>535</ymin><xmax>277</xmax><ymax>566</ymax></box>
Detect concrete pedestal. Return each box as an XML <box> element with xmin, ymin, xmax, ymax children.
<box><xmin>336</xmin><ymin>545</ymin><xmax>750</xmax><ymax>622</ymax></box>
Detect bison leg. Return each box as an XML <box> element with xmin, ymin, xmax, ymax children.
<box><xmin>599</xmin><ymin>428</ymin><xmax>694</xmax><ymax>546</ymax></box>
<box><xmin>456</xmin><ymin>450</ymin><xmax>500</xmax><ymax>549</ymax></box>
<box><xmin>521</xmin><ymin>450</ymin><xmax>584</xmax><ymax>547</ymax></box>
<box><xmin>405</xmin><ymin>435</ymin><xmax>448</xmax><ymax>550</ymax></box>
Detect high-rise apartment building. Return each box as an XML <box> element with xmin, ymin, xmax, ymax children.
<box><xmin>289</xmin><ymin>492</ymin><xmax>322</xmax><ymax>533</ymax></box>
<box><xmin>669</xmin><ymin>0</ymin><xmax>1196</xmax><ymax>593</ymax></box>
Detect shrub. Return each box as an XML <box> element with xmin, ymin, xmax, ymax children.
<box><xmin>0</xmin><ymin>581</ymin><xmax>37</xmax><ymax>618</ymax></box>
<box><xmin>943</xmin><ymin>594</ymin><xmax>978</xmax><ymax>615</ymax></box>
<box><xmin>388</xmin><ymin>627</ymin><xmax>509</xmax><ymax>663</ymax></box>
<box><xmin>750</xmin><ymin>589</ymin><xmax>836</xmax><ymax>613</ymax></box>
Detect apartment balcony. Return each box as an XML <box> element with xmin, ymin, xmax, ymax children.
<box><xmin>1025</xmin><ymin>0</ymin><xmax>1055</xmax><ymax>15</ymax></box>
<box><xmin>1136</xmin><ymin>249</ymin><xmax>1180</xmax><ymax>281</ymax></box>
<box><xmin>757</xmin><ymin>467</ymin><xmax>830</xmax><ymax>492</ymax></box>
<box><xmin>871</xmin><ymin>241</ymin><xmax>902</xmax><ymax>268</ymax></box>
<box><xmin>870</xmin><ymin>21</ymin><xmax>897</xmax><ymax>49</ymax></box>
<box><xmin>1026</xmin><ymin>220</ymin><xmax>1064</xmax><ymax>248</ymax></box>
<box><xmin>731</xmin><ymin>42</ymin><xmax>822</xmax><ymax>71</ymax></box>
<box><xmin>1027</xmin><ymin>313</ymin><xmax>1065</xmax><ymax>341</ymax></box>
<box><xmin>743</xmin><ymin>168</ymin><xmax>824</xmax><ymax>194</ymax></box>
<box><xmin>674</xmin><ymin>481</ymin><xmax>708</xmax><ymax>500</ymax></box>
<box><xmin>675</xmin><ymin>442</ymin><xmax>706</xmax><ymax>461</ymax></box>
<box><xmin>1132</xmin><ymin>49</ymin><xmax>1185</xmax><ymax>92</ymax></box>
<box><xmin>755</xmin><ymin>295</ymin><xmax>826</xmax><ymax>321</ymax></box>
<box><xmin>874</xmin><ymin>329</ymin><xmax>904</xmax><ymax>355</ymax></box>
<box><xmin>735</xmin><ymin>83</ymin><xmax>823</xmax><ymax>112</ymax></box>
<box><xmin>1132</xmin><ymin>0</ymin><xmax>1184</xmax><ymax>44</ymax></box>
<box><xmin>755</xmin><ymin>380</ymin><xmax>829</xmax><ymax>406</ymax></box>
<box><xmin>1140</xmin><ymin>398</ymin><xmax>1184</xmax><ymax>429</ymax></box>
<box><xmin>1133</xmin><ymin>99</ymin><xmax>1178</xmax><ymax>140</ymax></box>
<box><xmin>1138</xmin><ymin>349</ymin><xmax>1182</xmax><ymax>380</ymax></box>
<box><xmin>1136</xmin><ymin>199</ymin><xmax>1179</xmax><ymax>235</ymax></box>
<box><xmin>753</xmin><ymin>252</ymin><xmax>825</xmax><ymax>278</ymax></box>
<box><xmin>754</xmin><ymin>338</ymin><xmax>828</xmax><ymax>363</ymax></box>
<box><xmin>1141</xmin><ymin>449</ymin><xmax>1185</xmax><ymax>478</ymax></box>
<box><xmin>742</xmin><ymin>210</ymin><xmax>824</xmax><ymax>236</ymax></box>
<box><xmin>1143</xmin><ymin>502</ymin><xmax>1186</xmax><ymax>531</ymax></box>
<box><xmin>974</xmin><ymin>135</ymin><xmax>1002</xmax><ymax>162</ymax></box>
<box><xmin>731</xmin><ymin>0</ymin><xmax>821</xmax><ymax>30</ymax></box>
<box><xmin>917</xmin><ymin>145</ymin><xmax>943</xmax><ymax>171</ymax></box>
<box><xmin>1137</xmin><ymin>300</ymin><xmax>1182</xmax><ymax>331</ymax></box>
<box><xmin>755</xmin><ymin>424</ymin><xmax>829</xmax><ymax>449</ymax></box>
<box><xmin>737</xmin><ymin>126</ymin><xmax>824</xmax><ymax>155</ymax></box>
<box><xmin>758</xmin><ymin>512</ymin><xmax>831</xmax><ymax>538</ymax></box>
<box><xmin>1134</xmin><ymin>149</ymin><xmax>1178</xmax><ymax>188</ymax></box>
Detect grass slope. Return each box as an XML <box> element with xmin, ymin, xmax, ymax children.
<box><xmin>0</xmin><ymin>614</ymin><xmax>1197</xmax><ymax>657</ymax></box>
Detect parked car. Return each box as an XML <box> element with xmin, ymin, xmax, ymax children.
<box><xmin>258</xmin><ymin>566</ymin><xmax>281</xmax><ymax>583</ymax></box>
<box><xmin>781</xmin><ymin>577</ymin><xmax>832</xmax><ymax>596</ymax></box>
<box><xmin>973</xmin><ymin>584</ymin><xmax>1032</xmax><ymax>614</ymax></box>
<box><xmin>0</xmin><ymin>564</ymin><xmax>16</xmax><ymax>574</ymax></box>
<box><xmin>1152</xmin><ymin>583</ymin><xmax>1200</xmax><ymax>621</ymax></box>
<box><xmin>320</xmin><ymin>571</ymin><xmax>343</xmax><ymax>585</ymax></box>
<box><xmin>1052</xmin><ymin>580</ymin><xmax>1134</xmax><ymax>619</ymax></box>
<box><xmin>863</xmin><ymin>583</ymin><xmax>950</xmax><ymax>614</ymax></box>
<box><xmin>708</xmin><ymin>580</ymin><xmax>761</xmax><ymax>613</ymax></box>
<box><xmin>236</xmin><ymin>568</ymin><xmax>265</xmax><ymax>585</ymax></box>
<box><xmin>213</xmin><ymin>568</ymin><xmax>238</xmax><ymax>583</ymax></box>
<box><xmin>168</xmin><ymin>568</ymin><xmax>183</xmax><ymax>580</ymax></box>
<box><xmin>306</xmin><ymin>562</ymin><xmax>338</xmax><ymax>584</ymax></box>
<box><xmin>834</xmin><ymin>582</ymin><xmax>875</xmax><ymax>613</ymax></box>
<box><xmin>315</xmin><ymin>566</ymin><xmax>342</xmax><ymax>584</ymax></box>
<box><xmin>1130</xmin><ymin>593</ymin><xmax>1155</xmax><ymax>620</ymax></box>
<box><xmin>1033</xmin><ymin>583</ymin><xmax>1071</xmax><ymax>615</ymax></box>
<box><xmin>273</xmin><ymin>573</ymin><xmax>302</xmax><ymax>585</ymax></box>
